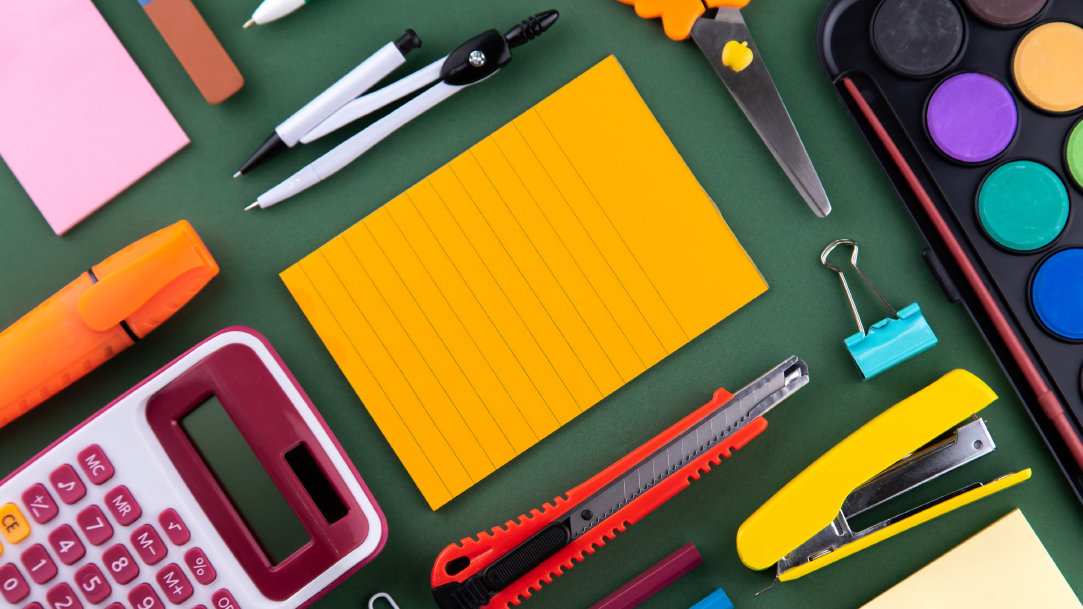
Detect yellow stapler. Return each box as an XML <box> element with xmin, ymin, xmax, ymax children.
<box><xmin>736</xmin><ymin>370</ymin><xmax>1031</xmax><ymax>586</ymax></box>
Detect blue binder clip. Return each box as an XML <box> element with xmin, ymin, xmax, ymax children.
<box><xmin>821</xmin><ymin>239</ymin><xmax>937</xmax><ymax>381</ymax></box>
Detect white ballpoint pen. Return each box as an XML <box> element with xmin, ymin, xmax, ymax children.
<box><xmin>235</xmin><ymin>30</ymin><xmax>422</xmax><ymax>177</ymax></box>
<box><xmin>243</xmin><ymin>0</ymin><xmax>308</xmax><ymax>28</ymax></box>
<box><xmin>244</xmin><ymin>10</ymin><xmax>559</xmax><ymax>211</ymax></box>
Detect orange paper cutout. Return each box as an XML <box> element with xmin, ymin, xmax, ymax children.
<box><xmin>616</xmin><ymin>0</ymin><xmax>752</xmax><ymax>41</ymax></box>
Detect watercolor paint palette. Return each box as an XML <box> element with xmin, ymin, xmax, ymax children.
<box><xmin>818</xmin><ymin>0</ymin><xmax>1083</xmax><ymax>499</ymax></box>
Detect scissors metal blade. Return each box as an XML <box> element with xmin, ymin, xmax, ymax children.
<box><xmin>690</xmin><ymin>8</ymin><xmax>831</xmax><ymax>217</ymax></box>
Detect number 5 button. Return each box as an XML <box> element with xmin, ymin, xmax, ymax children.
<box><xmin>74</xmin><ymin>563</ymin><xmax>110</xmax><ymax>604</ymax></box>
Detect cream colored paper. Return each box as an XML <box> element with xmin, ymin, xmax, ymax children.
<box><xmin>863</xmin><ymin>509</ymin><xmax>1081</xmax><ymax>608</ymax></box>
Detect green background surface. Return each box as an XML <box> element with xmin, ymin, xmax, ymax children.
<box><xmin>2</xmin><ymin>1</ymin><xmax>1081</xmax><ymax>608</ymax></box>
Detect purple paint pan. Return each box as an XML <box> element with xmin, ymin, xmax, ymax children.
<box><xmin>926</xmin><ymin>72</ymin><xmax>1018</xmax><ymax>163</ymax></box>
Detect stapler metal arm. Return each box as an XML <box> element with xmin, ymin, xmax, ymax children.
<box><xmin>736</xmin><ymin>369</ymin><xmax>1031</xmax><ymax>583</ymax></box>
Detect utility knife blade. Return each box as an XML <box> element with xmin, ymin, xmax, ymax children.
<box><xmin>431</xmin><ymin>356</ymin><xmax>809</xmax><ymax>609</ymax></box>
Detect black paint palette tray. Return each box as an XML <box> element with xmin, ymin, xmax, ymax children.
<box><xmin>817</xmin><ymin>0</ymin><xmax>1083</xmax><ymax>500</ymax></box>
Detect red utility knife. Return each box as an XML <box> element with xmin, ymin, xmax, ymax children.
<box><xmin>431</xmin><ymin>356</ymin><xmax>810</xmax><ymax>609</ymax></box>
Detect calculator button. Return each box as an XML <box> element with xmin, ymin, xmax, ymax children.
<box><xmin>105</xmin><ymin>604</ymin><xmax>122</xmax><ymax>609</ymax></box>
<box><xmin>102</xmin><ymin>545</ymin><xmax>138</xmax><ymax>585</ymax></box>
<box><xmin>49</xmin><ymin>466</ymin><xmax>87</xmax><ymax>504</ymax></box>
<box><xmin>23</xmin><ymin>603</ymin><xmax>44</xmax><ymax>609</ymax></box>
<box><xmin>74</xmin><ymin>564</ymin><xmax>110</xmax><ymax>604</ymax></box>
<box><xmin>182</xmin><ymin>548</ymin><xmax>215</xmax><ymax>585</ymax></box>
<box><xmin>76</xmin><ymin>506</ymin><xmax>113</xmax><ymax>546</ymax></box>
<box><xmin>131</xmin><ymin>526</ymin><xmax>166</xmax><ymax>566</ymax></box>
<box><xmin>155</xmin><ymin>564</ymin><xmax>192</xmax><ymax>604</ymax></box>
<box><xmin>46</xmin><ymin>582</ymin><xmax>82</xmax><ymax>609</ymax></box>
<box><xmin>77</xmin><ymin>446</ymin><xmax>114</xmax><ymax>486</ymax></box>
<box><xmin>20</xmin><ymin>544</ymin><xmax>57</xmax><ymax>584</ymax></box>
<box><xmin>48</xmin><ymin>525</ymin><xmax>85</xmax><ymax>565</ymax></box>
<box><xmin>0</xmin><ymin>503</ymin><xmax>30</xmax><ymax>544</ymax></box>
<box><xmin>0</xmin><ymin>563</ymin><xmax>29</xmax><ymax>603</ymax></box>
<box><xmin>21</xmin><ymin>485</ymin><xmax>58</xmax><ymax>525</ymax></box>
<box><xmin>103</xmin><ymin>487</ymin><xmax>141</xmax><ymax>526</ymax></box>
<box><xmin>156</xmin><ymin>511</ymin><xmax>189</xmax><ymax>546</ymax></box>
<box><xmin>128</xmin><ymin>583</ymin><xmax>164</xmax><ymax>609</ymax></box>
<box><xmin>210</xmin><ymin>589</ymin><xmax>240</xmax><ymax>609</ymax></box>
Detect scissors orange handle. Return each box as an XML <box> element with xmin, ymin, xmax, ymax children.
<box><xmin>616</xmin><ymin>0</ymin><xmax>750</xmax><ymax>41</ymax></box>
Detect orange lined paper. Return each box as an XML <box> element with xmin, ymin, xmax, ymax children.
<box><xmin>281</xmin><ymin>57</ymin><xmax>767</xmax><ymax>509</ymax></box>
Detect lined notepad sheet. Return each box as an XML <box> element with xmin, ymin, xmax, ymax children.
<box><xmin>862</xmin><ymin>510</ymin><xmax>1082</xmax><ymax>608</ymax></box>
<box><xmin>281</xmin><ymin>56</ymin><xmax>767</xmax><ymax>509</ymax></box>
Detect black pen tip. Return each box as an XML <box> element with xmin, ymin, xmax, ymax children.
<box><xmin>237</xmin><ymin>132</ymin><xmax>288</xmax><ymax>176</ymax></box>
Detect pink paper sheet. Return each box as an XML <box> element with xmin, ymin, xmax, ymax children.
<box><xmin>0</xmin><ymin>0</ymin><xmax>188</xmax><ymax>235</ymax></box>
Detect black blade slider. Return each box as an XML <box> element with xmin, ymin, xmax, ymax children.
<box><xmin>440</xmin><ymin>10</ymin><xmax>559</xmax><ymax>86</ymax></box>
<box><xmin>432</xmin><ymin>520</ymin><xmax>571</xmax><ymax>609</ymax></box>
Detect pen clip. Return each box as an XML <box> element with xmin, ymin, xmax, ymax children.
<box><xmin>78</xmin><ymin>221</ymin><xmax>217</xmax><ymax>333</ymax></box>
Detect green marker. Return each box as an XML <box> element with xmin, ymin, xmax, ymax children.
<box><xmin>243</xmin><ymin>0</ymin><xmax>311</xmax><ymax>28</ymax></box>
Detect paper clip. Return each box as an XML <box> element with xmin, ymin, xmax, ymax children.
<box><xmin>369</xmin><ymin>592</ymin><xmax>401</xmax><ymax>609</ymax></box>
<box><xmin>821</xmin><ymin>239</ymin><xmax>937</xmax><ymax>380</ymax></box>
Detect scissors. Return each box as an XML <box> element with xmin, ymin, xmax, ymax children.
<box><xmin>616</xmin><ymin>0</ymin><xmax>831</xmax><ymax>217</ymax></box>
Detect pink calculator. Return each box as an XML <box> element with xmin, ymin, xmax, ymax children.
<box><xmin>0</xmin><ymin>327</ymin><xmax>386</xmax><ymax>609</ymax></box>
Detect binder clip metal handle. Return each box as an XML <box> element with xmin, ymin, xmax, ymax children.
<box><xmin>821</xmin><ymin>239</ymin><xmax>937</xmax><ymax>380</ymax></box>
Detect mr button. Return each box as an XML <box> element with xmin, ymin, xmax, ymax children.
<box><xmin>0</xmin><ymin>503</ymin><xmax>29</xmax><ymax>548</ymax></box>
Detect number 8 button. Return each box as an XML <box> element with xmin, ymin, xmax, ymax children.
<box><xmin>102</xmin><ymin>545</ymin><xmax>138</xmax><ymax>585</ymax></box>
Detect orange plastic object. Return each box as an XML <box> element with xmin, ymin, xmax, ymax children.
<box><xmin>616</xmin><ymin>0</ymin><xmax>751</xmax><ymax>40</ymax></box>
<box><xmin>0</xmin><ymin>220</ymin><xmax>218</xmax><ymax>427</ymax></box>
<box><xmin>431</xmin><ymin>386</ymin><xmax>768</xmax><ymax>608</ymax></box>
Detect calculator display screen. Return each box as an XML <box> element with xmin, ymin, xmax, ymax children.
<box><xmin>181</xmin><ymin>395</ymin><xmax>310</xmax><ymax>564</ymax></box>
